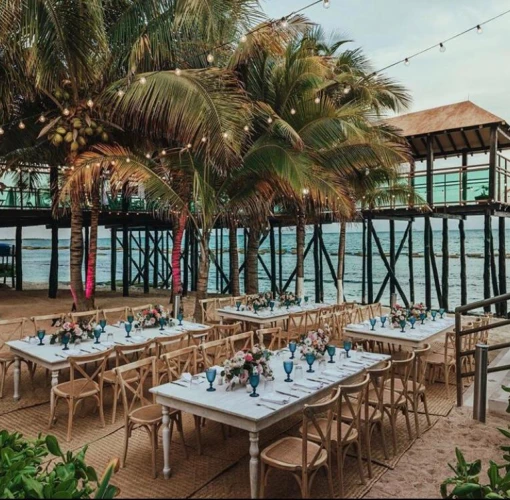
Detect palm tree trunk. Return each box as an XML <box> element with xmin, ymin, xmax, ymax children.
<box><xmin>296</xmin><ymin>213</ymin><xmax>305</xmax><ymax>298</ymax></box>
<box><xmin>84</xmin><ymin>188</ymin><xmax>100</xmax><ymax>309</ymax></box>
<box><xmin>70</xmin><ymin>197</ymin><xmax>86</xmax><ymax>311</ymax></box>
<box><xmin>229</xmin><ymin>220</ymin><xmax>240</xmax><ymax>296</ymax></box>
<box><xmin>194</xmin><ymin>231</ymin><xmax>211</xmax><ymax>321</ymax></box>
<box><xmin>337</xmin><ymin>221</ymin><xmax>346</xmax><ymax>304</ymax></box>
<box><xmin>171</xmin><ymin>212</ymin><xmax>187</xmax><ymax>300</ymax></box>
<box><xmin>246</xmin><ymin>226</ymin><xmax>260</xmax><ymax>294</ymax></box>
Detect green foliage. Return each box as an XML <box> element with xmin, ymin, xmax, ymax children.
<box><xmin>441</xmin><ymin>386</ymin><xmax>510</xmax><ymax>499</ymax></box>
<box><xmin>0</xmin><ymin>431</ymin><xmax>118</xmax><ymax>499</ymax></box>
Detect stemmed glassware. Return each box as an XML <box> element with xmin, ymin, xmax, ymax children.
<box><xmin>236</xmin><ymin>301</ymin><xmax>242</xmax><ymax>312</ymax></box>
<box><xmin>36</xmin><ymin>329</ymin><xmax>45</xmax><ymax>346</ymax></box>
<box><xmin>439</xmin><ymin>307</ymin><xmax>445</xmax><ymax>319</ymax></box>
<box><xmin>283</xmin><ymin>360</ymin><xmax>293</xmax><ymax>382</ymax></box>
<box><xmin>343</xmin><ymin>339</ymin><xmax>352</xmax><ymax>358</ymax></box>
<box><xmin>253</xmin><ymin>304</ymin><xmax>259</xmax><ymax>315</ymax></box>
<box><xmin>304</xmin><ymin>296</ymin><xmax>309</xmax><ymax>304</ymax></box>
<box><xmin>93</xmin><ymin>326</ymin><xmax>102</xmax><ymax>344</ymax></box>
<box><xmin>159</xmin><ymin>317</ymin><xmax>166</xmax><ymax>331</ymax></box>
<box><xmin>177</xmin><ymin>312</ymin><xmax>184</xmax><ymax>326</ymax></box>
<box><xmin>305</xmin><ymin>353</ymin><xmax>316</xmax><ymax>373</ymax></box>
<box><xmin>297</xmin><ymin>298</ymin><xmax>302</xmax><ymax>307</ymax></box>
<box><xmin>420</xmin><ymin>312</ymin><xmax>426</xmax><ymax>325</ymax></box>
<box><xmin>288</xmin><ymin>341</ymin><xmax>297</xmax><ymax>360</ymax></box>
<box><xmin>369</xmin><ymin>318</ymin><xmax>377</xmax><ymax>331</ymax></box>
<box><xmin>127</xmin><ymin>315</ymin><xmax>134</xmax><ymax>325</ymax></box>
<box><xmin>431</xmin><ymin>310</ymin><xmax>438</xmax><ymax>321</ymax></box>
<box><xmin>399</xmin><ymin>319</ymin><xmax>406</xmax><ymax>333</ymax></box>
<box><xmin>327</xmin><ymin>345</ymin><xmax>336</xmax><ymax>363</ymax></box>
<box><xmin>206</xmin><ymin>368</ymin><xmax>217</xmax><ymax>392</ymax></box>
<box><xmin>62</xmin><ymin>332</ymin><xmax>70</xmax><ymax>351</ymax></box>
<box><xmin>99</xmin><ymin>319</ymin><xmax>107</xmax><ymax>333</ymax></box>
<box><xmin>285</xmin><ymin>300</ymin><xmax>290</xmax><ymax>310</ymax></box>
<box><xmin>269</xmin><ymin>301</ymin><xmax>275</xmax><ymax>312</ymax></box>
<box><xmin>249</xmin><ymin>372</ymin><xmax>260</xmax><ymax>397</ymax></box>
<box><xmin>125</xmin><ymin>322</ymin><xmax>132</xmax><ymax>338</ymax></box>
<box><xmin>409</xmin><ymin>316</ymin><xmax>416</xmax><ymax>329</ymax></box>
<box><xmin>380</xmin><ymin>316</ymin><xmax>387</xmax><ymax>328</ymax></box>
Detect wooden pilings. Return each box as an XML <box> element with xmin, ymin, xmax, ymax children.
<box><xmin>424</xmin><ymin>216</ymin><xmax>432</xmax><ymax>310</ymax></box>
<box><xmin>15</xmin><ymin>225</ymin><xmax>22</xmax><ymax>291</ymax></box>
<box><xmin>459</xmin><ymin>219</ymin><xmax>467</xmax><ymax>306</ymax></box>
<box><xmin>408</xmin><ymin>220</ymin><xmax>414</xmax><ymax>304</ymax></box>
<box><xmin>367</xmin><ymin>215</ymin><xmax>373</xmax><ymax>304</ymax></box>
<box><xmin>48</xmin><ymin>166</ymin><xmax>59</xmax><ymax>299</ymax></box>
<box><xmin>499</xmin><ymin>217</ymin><xmax>507</xmax><ymax>316</ymax></box>
<box><xmin>483</xmin><ymin>211</ymin><xmax>491</xmax><ymax>313</ymax></box>
<box><xmin>442</xmin><ymin>218</ymin><xmax>449</xmax><ymax>311</ymax></box>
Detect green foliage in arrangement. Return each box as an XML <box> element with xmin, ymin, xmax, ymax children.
<box><xmin>0</xmin><ymin>431</ymin><xmax>119</xmax><ymax>499</ymax></box>
<box><xmin>441</xmin><ymin>386</ymin><xmax>510</xmax><ymax>499</ymax></box>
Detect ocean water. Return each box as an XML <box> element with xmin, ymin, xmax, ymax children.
<box><xmin>0</xmin><ymin>227</ymin><xmax>503</xmax><ymax>309</ymax></box>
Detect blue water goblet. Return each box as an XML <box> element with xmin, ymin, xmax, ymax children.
<box><xmin>344</xmin><ymin>340</ymin><xmax>352</xmax><ymax>358</ymax></box>
<box><xmin>431</xmin><ymin>310</ymin><xmax>438</xmax><ymax>321</ymax></box>
<box><xmin>369</xmin><ymin>318</ymin><xmax>377</xmax><ymax>331</ymax></box>
<box><xmin>327</xmin><ymin>345</ymin><xmax>336</xmax><ymax>363</ymax></box>
<box><xmin>253</xmin><ymin>304</ymin><xmax>259</xmax><ymax>315</ymax></box>
<box><xmin>236</xmin><ymin>301</ymin><xmax>242</xmax><ymax>312</ymax></box>
<box><xmin>93</xmin><ymin>326</ymin><xmax>102</xmax><ymax>344</ymax></box>
<box><xmin>37</xmin><ymin>329</ymin><xmax>45</xmax><ymax>346</ymax></box>
<box><xmin>288</xmin><ymin>341</ymin><xmax>297</xmax><ymax>360</ymax></box>
<box><xmin>409</xmin><ymin>316</ymin><xmax>417</xmax><ymax>329</ymax></box>
<box><xmin>127</xmin><ymin>315</ymin><xmax>134</xmax><ymax>325</ymax></box>
<box><xmin>305</xmin><ymin>353</ymin><xmax>316</xmax><ymax>373</ymax></box>
<box><xmin>269</xmin><ymin>301</ymin><xmax>275</xmax><ymax>312</ymax></box>
<box><xmin>285</xmin><ymin>300</ymin><xmax>290</xmax><ymax>310</ymax></box>
<box><xmin>439</xmin><ymin>307</ymin><xmax>445</xmax><ymax>319</ymax></box>
<box><xmin>380</xmin><ymin>316</ymin><xmax>387</xmax><ymax>328</ymax></box>
<box><xmin>62</xmin><ymin>332</ymin><xmax>70</xmax><ymax>351</ymax></box>
<box><xmin>206</xmin><ymin>368</ymin><xmax>217</xmax><ymax>392</ymax></box>
<box><xmin>124</xmin><ymin>322</ymin><xmax>132</xmax><ymax>338</ymax></box>
<box><xmin>249</xmin><ymin>373</ymin><xmax>260</xmax><ymax>397</ymax></box>
<box><xmin>177</xmin><ymin>312</ymin><xmax>183</xmax><ymax>326</ymax></box>
<box><xmin>159</xmin><ymin>317</ymin><xmax>165</xmax><ymax>331</ymax></box>
<box><xmin>99</xmin><ymin>319</ymin><xmax>107</xmax><ymax>333</ymax></box>
<box><xmin>297</xmin><ymin>298</ymin><xmax>302</xmax><ymax>307</ymax></box>
<box><xmin>304</xmin><ymin>296</ymin><xmax>309</xmax><ymax>304</ymax></box>
<box><xmin>283</xmin><ymin>360</ymin><xmax>294</xmax><ymax>382</ymax></box>
<box><xmin>420</xmin><ymin>312</ymin><xmax>426</xmax><ymax>325</ymax></box>
<box><xmin>399</xmin><ymin>319</ymin><xmax>406</xmax><ymax>333</ymax></box>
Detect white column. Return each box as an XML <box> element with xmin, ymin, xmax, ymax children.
<box><xmin>336</xmin><ymin>279</ymin><xmax>344</xmax><ymax>304</ymax></box>
<box><xmin>51</xmin><ymin>370</ymin><xmax>59</xmax><ymax>387</ymax></box>
<box><xmin>13</xmin><ymin>356</ymin><xmax>20</xmax><ymax>401</ymax></box>
<box><xmin>162</xmin><ymin>406</ymin><xmax>172</xmax><ymax>479</ymax></box>
<box><xmin>296</xmin><ymin>277</ymin><xmax>304</xmax><ymax>299</ymax></box>
<box><xmin>249</xmin><ymin>431</ymin><xmax>260</xmax><ymax>499</ymax></box>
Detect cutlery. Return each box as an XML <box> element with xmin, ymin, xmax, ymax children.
<box><xmin>80</xmin><ymin>348</ymin><xmax>92</xmax><ymax>353</ymax></box>
<box><xmin>276</xmin><ymin>390</ymin><xmax>299</xmax><ymax>399</ymax></box>
<box><xmin>171</xmin><ymin>381</ymin><xmax>188</xmax><ymax>388</ymax></box>
<box><xmin>306</xmin><ymin>377</ymin><xmax>328</xmax><ymax>386</ymax></box>
<box><xmin>54</xmin><ymin>353</ymin><xmax>66</xmax><ymax>359</ymax></box>
<box><xmin>90</xmin><ymin>346</ymin><xmax>103</xmax><ymax>351</ymax></box>
<box><xmin>256</xmin><ymin>402</ymin><xmax>277</xmax><ymax>411</ymax></box>
<box><xmin>291</xmin><ymin>385</ymin><xmax>313</xmax><ymax>394</ymax></box>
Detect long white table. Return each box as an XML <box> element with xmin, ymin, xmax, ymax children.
<box><xmin>150</xmin><ymin>349</ymin><xmax>389</xmax><ymax>498</ymax></box>
<box><xmin>7</xmin><ymin>320</ymin><xmax>208</xmax><ymax>400</ymax></box>
<box><xmin>344</xmin><ymin>316</ymin><xmax>455</xmax><ymax>349</ymax></box>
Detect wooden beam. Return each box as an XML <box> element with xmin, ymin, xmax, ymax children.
<box><xmin>489</xmin><ymin>125</ymin><xmax>498</xmax><ymax>201</ymax></box>
<box><xmin>499</xmin><ymin>217</ymin><xmax>507</xmax><ymax>315</ymax></box>
<box><xmin>475</xmin><ymin>128</ymin><xmax>485</xmax><ymax>149</ymax></box>
<box><xmin>446</xmin><ymin>133</ymin><xmax>459</xmax><ymax>154</ymax></box>
<box><xmin>484</xmin><ymin>211</ymin><xmax>492</xmax><ymax>312</ymax></box>
<box><xmin>367</xmin><ymin>215</ymin><xmax>373</xmax><ymax>303</ymax></box>
<box><xmin>489</xmin><ymin>226</ymin><xmax>500</xmax><ymax>315</ymax></box>
<box><xmin>428</xmin><ymin>224</ymin><xmax>443</xmax><ymax>306</ymax></box>
<box><xmin>434</xmin><ymin>135</ymin><xmax>446</xmax><ymax>155</ymax></box>
<box><xmin>493</xmin><ymin>210</ymin><xmax>510</xmax><ymax>218</ymax></box>
<box><xmin>144</xmin><ymin>227</ymin><xmax>150</xmax><ymax>294</ymax></box>
<box><xmin>431</xmin><ymin>213</ymin><xmax>466</xmax><ymax>220</ymax></box>
<box><xmin>424</xmin><ymin>215</ymin><xmax>432</xmax><ymax>309</ymax></box>
<box><xmin>442</xmin><ymin>218</ymin><xmax>449</xmax><ymax>311</ymax></box>
<box><xmin>15</xmin><ymin>225</ymin><xmax>22</xmax><ymax>291</ymax></box>
<box><xmin>408</xmin><ymin>220</ymin><xmax>415</xmax><ymax>304</ymax></box>
<box><xmin>459</xmin><ymin>219</ymin><xmax>467</xmax><ymax>306</ymax></box>
<box><xmin>362</xmin><ymin>219</ymin><xmax>366</xmax><ymax>304</ymax></box>
<box><xmin>460</xmin><ymin>130</ymin><xmax>471</xmax><ymax>150</ymax></box>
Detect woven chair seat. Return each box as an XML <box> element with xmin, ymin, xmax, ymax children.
<box><xmin>129</xmin><ymin>404</ymin><xmax>167</xmax><ymax>425</ymax></box>
<box><xmin>300</xmin><ymin>418</ymin><xmax>358</xmax><ymax>445</ymax></box>
<box><xmin>385</xmin><ymin>379</ymin><xmax>425</xmax><ymax>394</ymax></box>
<box><xmin>0</xmin><ymin>351</ymin><xmax>15</xmax><ymax>362</ymax></box>
<box><xmin>103</xmin><ymin>369</ymin><xmax>139</xmax><ymax>384</ymax></box>
<box><xmin>53</xmin><ymin>379</ymin><xmax>99</xmax><ymax>398</ymax></box>
<box><xmin>339</xmin><ymin>404</ymin><xmax>382</xmax><ymax>423</ymax></box>
<box><xmin>261</xmin><ymin>436</ymin><xmax>327</xmax><ymax>470</ymax></box>
<box><xmin>368</xmin><ymin>388</ymin><xmax>406</xmax><ymax>407</ymax></box>
<box><xmin>426</xmin><ymin>352</ymin><xmax>455</xmax><ymax>366</ymax></box>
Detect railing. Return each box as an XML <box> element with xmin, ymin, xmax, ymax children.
<box><xmin>455</xmin><ymin>293</ymin><xmax>510</xmax><ymax>414</ymax></box>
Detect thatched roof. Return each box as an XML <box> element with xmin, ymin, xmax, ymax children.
<box><xmin>383</xmin><ymin>101</ymin><xmax>510</xmax><ymax>159</ymax></box>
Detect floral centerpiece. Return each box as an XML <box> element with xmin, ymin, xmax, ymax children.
<box><xmin>408</xmin><ymin>302</ymin><xmax>426</xmax><ymax>320</ymax></box>
<box><xmin>221</xmin><ymin>345</ymin><xmax>273</xmax><ymax>390</ymax></box>
<box><xmin>247</xmin><ymin>292</ymin><xmax>272</xmax><ymax>310</ymax></box>
<box><xmin>135</xmin><ymin>305</ymin><xmax>169</xmax><ymax>328</ymax></box>
<box><xmin>298</xmin><ymin>327</ymin><xmax>330</xmax><ymax>357</ymax></box>
<box><xmin>279</xmin><ymin>291</ymin><xmax>298</xmax><ymax>306</ymax></box>
<box><xmin>390</xmin><ymin>304</ymin><xmax>408</xmax><ymax>327</ymax></box>
<box><xmin>50</xmin><ymin>320</ymin><xmax>95</xmax><ymax>345</ymax></box>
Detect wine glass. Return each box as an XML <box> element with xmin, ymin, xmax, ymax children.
<box><xmin>380</xmin><ymin>315</ymin><xmax>387</xmax><ymax>328</ymax></box>
<box><xmin>93</xmin><ymin>326</ymin><xmax>102</xmax><ymax>344</ymax></box>
<box><xmin>177</xmin><ymin>312</ymin><xmax>183</xmax><ymax>326</ymax></box>
<box><xmin>269</xmin><ymin>301</ymin><xmax>275</xmax><ymax>312</ymax></box>
<box><xmin>206</xmin><ymin>368</ymin><xmax>217</xmax><ymax>392</ymax></box>
<box><xmin>409</xmin><ymin>316</ymin><xmax>417</xmax><ymax>329</ymax></box>
<box><xmin>297</xmin><ymin>298</ymin><xmax>302</xmax><ymax>307</ymax></box>
<box><xmin>37</xmin><ymin>329</ymin><xmax>45</xmax><ymax>346</ymax></box>
<box><xmin>304</xmin><ymin>296</ymin><xmax>309</xmax><ymax>304</ymax></box>
<box><xmin>288</xmin><ymin>341</ymin><xmax>297</xmax><ymax>360</ymax></box>
<box><xmin>343</xmin><ymin>339</ymin><xmax>352</xmax><ymax>358</ymax></box>
<box><xmin>431</xmin><ymin>310</ymin><xmax>438</xmax><ymax>321</ymax></box>
<box><xmin>249</xmin><ymin>372</ymin><xmax>260</xmax><ymax>397</ymax></box>
<box><xmin>285</xmin><ymin>300</ymin><xmax>290</xmax><ymax>310</ymax></box>
<box><xmin>439</xmin><ymin>307</ymin><xmax>445</xmax><ymax>319</ymax></box>
<box><xmin>125</xmin><ymin>322</ymin><xmax>132</xmax><ymax>338</ymax></box>
<box><xmin>369</xmin><ymin>318</ymin><xmax>377</xmax><ymax>331</ymax></box>
<box><xmin>106</xmin><ymin>332</ymin><xmax>114</xmax><ymax>344</ymax></box>
<box><xmin>236</xmin><ymin>301</ymin><xmax>242</xmax><ymax>312</ymax></box>
<box><xmin>62</xmin><ymin>332</ymin><xmax>70</xmax><ymax>351</ymax></box>
<box><xmin>305</xmin><ymin>353</ymin><xmax>316</xmax><ymax>373</ymax></box>
<box><xmin>399</xmin><ymin>319</ymin><xmax>406</xmax><ymax>333</ymax></box>
<box><xmin>327</xmin><ymin>345</ymin><xmax>336</xmax><ymax>363</ymax></box>
<box><xmin>283</xmin><ymin>360</ymin><xmax>294</xmax><ymax>382</ymax></box>
<box><xmin>127</xmin><ymin>315</ymin><xmax>134</xmax><ymax>325</ymax></box>
<box><xmin>99</xmin><ymin>319</ymin><xmax>107</xmax><ymax>333</ymax></box>
<box><xmin>253</xmin><ymin>303</ymin><xmax>259</xmax><ymax>315</ymax></box>
<box><xmin>159</xmin><ymin>317</ymin><xmax>165</xmax><ymax>331</ymax></box>
<box><xmin>420</xmin><ymin>312</ymin><xmax>426</xmax><ymax>325</ymax></box>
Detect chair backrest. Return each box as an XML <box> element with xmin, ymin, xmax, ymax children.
<box><xmin>100</xmin><ymin>307</ymin><xmax>128</xmax><ymax>324</ymax></box>
<box><xmin>115</xmin><ymin>356</ymin><xmax>157</xmax><ymax>420</ymax></box>
<box><xmin>369</xmin><ymin>302</ymin><xmax>383</xmax><ymax>317</ymax></box>
<box><xmin>112</xmin><ymin>340</ymin><xmax>152</xmax><ymax>368</ymax></box>
<box><xmin>337</xmin><ymin>375</ymin><xmax>370</xmax><ymax>443</ymax></box>
<box><xmin>187</xmin><ymin>326</ymin><xmax>214</xmax><ymax>347</ymax></box>
<box><xmin>255</xmin><ymin>327</ymin><xmax>280</xmax><ymax>350</ymax></box>
<box><xmin>388</xmin><ymin>351</ymin><xmax>415</xmax><ymax>406</ymax></box>
<box><xmin>31</xmin><ymin>313</ymin><xmax>65</xmax><ymax>336</ymax></box>
<box><xmin>162</xmin><ymin>346</ymin><xmax>197</xmax><ymax>381</ymax></box>
<box><xmin>413</xmin><ymin>344</ymin><xmax>431</xmax><ymax>387</ymax></box>
<box><xmin>214</xmin><ymin>322</ymin><xmax>242</xmax><ymax>340</ymax></box>
<box><xmin>154</xmin><ymin>333</ymin><xmax>188</xmax><ymax>357</ymax></box>
<box><xmin>200</xmin><ymin>339</ymin><xmax>230</xmax><ymax>368</ymax></box>
<box><xmin>301</xmin><ymin>387</ymin><xmax>341</xmax><ymax>472</ymax></box>
<box><xmin>304</xmin><ymin>310</ymin><xmax>319</xmax><ymax>331</ymax></box>
<box><xmin>0</xmin><ymin>317</ymin><xmax>26</xmax><ymax>352</ymax></box>
<box><xmin>67</xmin><ymin>349</ymin><xmax>113</xmax><ymax>397</ymax></box>
<box><xmin>358</xmin><ymin>305</ymin><xmax>371</xmax><ymax>322</ymax></box>
<box><xmin>366</xmin><ymin>361</ymin><xmax>392</xmax><ymax>420</ymax></box>
<box><xmin>70</xmin><ymin>310</ymin><xmax>99</xmax><ymax>325</ymax></box>
<box><xmin>199</xmin><ymin>298</ymin><xmax>219</xmax><ymax>324</ymax></box>
<box><xmin>286</xmin><ymin>311</ymin><xmax>307</xmax><ymax>336</ymax></box>
<box><xmin>333</xmin><ymin>303</ymin><xmax>346</xmax><ymax>313</ymax></box>
<box><xmin>344</xmin><ymin>301</ymin><xmax>357</xmax><ymax>310</ymax></box>
<box><xmin>228</xmin><ymin>331</ymin><xmax>254</xmax><ymax>356</ymax></box>
<box><xmin>217</xmin><ymin>297</ymin><xmax>234</xmax><ymax>309</ymax></box>
<box><xmin>129</xmin><ymin>304</ymin><xmax>153</xmax><ymax>316</ymax></box>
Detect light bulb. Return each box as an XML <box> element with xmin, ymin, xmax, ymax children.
<box><xmin>314</xmin><ymin>96</ymin><xmax>320</xmax><ymax>104</ymax></box>
<box><xmin>145</xmin><ymin>153</ymin><xmax>151</xmax><ymax>159</ymax></box>
<box><xmin>86</xmin><ymin>99</ymin><xmax>94</xmax><ymax>108</ymax></box>
<box><xmin>439</xmin><ymin>43</ymin><xmax>446</xmax><ymax>53</ymax></box>
<box><xmin>290</xmin><ymin>108</ymin><xmax>296</xmax><ymax>115</ymax></box>
<box><xmin>267</xmin><ymin>117</ymin><xmax>273</xmax><ymax>124</ymax></box>
<box><xmin>161</xmin><ymin>149</ymin><xmax>166</xmax><ymax>155</ymax></box>
<box><xmin>404</xmin><ymin>58</ymin><xmax>410</xmax><ymax>66</ymax></box>
<box><xmin>207</xmin><ymin>53</ymin><xmax>214</xmax><ymax>63</ymax></box>
<box><xmin>175</xmin><ymin>68</ymin><xmax>181</xmax><ymax>76</ymax></box>
<box><xmin>63</xmin><ymin>108</ymin><xmax>70</xmax><ymax>116</ymax></box>
<box><xmin>477</xmin><ymin>25</ymin><xmax>482</xmax><ymax>34</ymax></box>
<box><xmin>240</xmin><ymin>34</ymin><xmax>247</xmax><ymax>43</ymax></box>
<box><xmin>343</xmin><ymin>85</ymin><xmax>351</xmax><ymax>94</ymax></box>
<box><xmin>302</xmin><ymin>188</ymin><xmax>310</xmax><ymax>195</ymax></box>
<box><xmin>0</xmin><ymin>127</ymin><xmax>4</xmax><ymax>135</ymax></box>
<box><xmin>323</xmin><ymin>0</ymin><xmax>330</xmax><ymax>8</ymax></box>
<box><xmin>117</xmin><ymin>89</ymin><xmax>125</xmax><ymax>97</ymax></box>
<box><xmin>39</xmin><ymin>114</ymin><xmax>46</xmax><ymax>123</ymax></box>
<box><xmin>186</xmin><ymin>143</ymin><xmax>192</xmax><ymax>149</ymax></box>
<box><xmin>201</xmin><ymin>136</ymin><xmax>207</xmax><ymax>142</ymax></box>
<box><xmin>222</xmin><ymin>132</ymin><xmax>229</xmax><ymax>139</ymax></box>
<box><xmin>280</xmin><ymin>18</ymin><xmax>288</xmax><ymax>28</ymax></box>
<box><xmin>126</xmin><ymin>157</ymin><xmax>130</xmax><ymax>163</ymax></box>
<box><xmin>18</xmin><ymin>121</ymin><xmax>25</xmax><ymax>129</ymax></box>
<box><xmin>140</xmin><ymin>77</ymin><xmax>147</xmax><ymax>85</ymax></box>
<box><xmin>243</xmin><ymin>125</ymin><xmax>249</xmax><ymax>132</ymax></box>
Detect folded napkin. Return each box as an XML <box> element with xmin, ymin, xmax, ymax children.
<box><xmin>131</xmin><ymin>335</ymin><xmax>145</xmax><ymax>342</ymax></box>
<box><xmin>294</xmin><ymin>380</ymin><xmax>321</xmax><ymax>390</ymax></box>
<box><xmin>61</xmin><ymin>349</ymin><xmax>82</xmax><ymax>357</ymax></box>
<box><xmin>101</xmin><ymin>341</ymin><xmax>114</xmax><ymax>347</ymax></box>
<box><xmin>323</xmin><ymin>369</ymin><xmax>342</xmax><ymax>379</ymax></box>
<box><xmin>261</xmin><ymin>394</ymin><xmax>289</xmax><ymax>405</ymax></box>
<box><xmin>181</xmin><ymin>372</ymin><xmax>205</xmax><ymax>385</ymax></box>
<box><xmin>346</xmin><ymin>323</ymin><xmax>364</xmax><ymax>329</ymax></box>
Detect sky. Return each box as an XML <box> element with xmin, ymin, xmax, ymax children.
<box><xmin>2</xmin><ymin>0</ymin><xmax>510</xmax><ymax>239</ymax></box>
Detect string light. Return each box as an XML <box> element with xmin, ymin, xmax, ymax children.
<box><xmin>86</xmin><ymin>99</ymin><xmax>94</xmax><ymax>108</ymax></box>
<box><xmin>117</xmin><ymin>89</ymin><xmax>125</xmax><ymax>97</ymax></box>
<box><xmin>280</xmin><ymin>17</ymin><xmax>289</xmax><ymax>28</ymax></box>
<box><xmin>62</xmin><ymin>108</ymin><xmax>70</xmax><ymax>116</ymax></box>
<box><xmin>222</xmin><ymin>132</ymin><xmax>229</xmax><ymax>139</ymax></box>
<box><xmin>323</xmin><ymin>0</ymin><xmax>330</xmax><ymax>8</ymax></box>
<box><xmin>240</xmin><ymin>34</ymin><xmax>247</xmax><ymax>43</ymax></box>
<box><xmin>201</xmin><ymin>136</ymin><xmax>207</xmax><ymax>142</ymax></box>
<box><xmin>267</xmin><ymin>117</ymin><xmax>273</xmax><ymax>124</ymax></box>
<box><xmin>175</xmin><ymin>68</ymin><xmax>182</xmax><ymax>76</ymax></box>
<box><xmin>439</xmin><ymin>42</ymin><xmax>446</xmax><ymax>53</ymax></box>
<box><xmin>145</xmin><ymin>153</ymin><xmax>151</xmax><ymax>158</ymax></box>
<box><xmin>0</xmin><ymin>127</ymin><xmax>4</xmax><ymax>135</ymax></box>
<box><xmin>343</xmin><ymin>85</ymin><xmax>351</xmax><ymax>94</ymax></box>
<box><xmin>39</xmin><ymin>114</ymin><xmax>46</xmax><ymax>123</ymax></box>
<box><xmin>477</xmin><ymin>24</ymin><xmax>483</xmax><ymax>34</ymax></box>
<box><xmin>290</xmin><ymin>108</ymin><xmax>296</xmax><ymax>115</ymax></box>
<box><xmin>186</xmin><ymin>143</ymin><xmax>192</xmax><ymax>149</ymax></box>
<box><xmin>243</xmin><ymin>125</ymin><xmax>250</xmax><ymax>131</ymax></box>
<box><xmin>207</xmin><ymin>53</ymin><xmax>214</xmax><ymax>63</ymax></box>
<box><xmin>126</xmin><ymin>157</ymin><xmax>131</xmax><ymax>163</ymax></box>
<box><xmin>314</xmin><ymin>96</ymin><xmax>320</xmax><ymax>104</ymax></box>
<box><xmin>404</xmin><ymin>58</ymin><xmax>410</xmax><ymax>66</ymax></box>
<box><xmin>18</xmin><ymin>121</ymin><xmax>25</xmax><ymax>129</ymax></box>
<box><xmin>139</xmin><ymin>77</ymin><xmax>147</xmax><ymax>85</ymax></box>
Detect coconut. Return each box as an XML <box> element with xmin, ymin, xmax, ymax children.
<box><xmin>77</xmin><ymin>137</ymin><xmax>87</xmax><ymax>147</ymax></box>
<box><xmin>70</xmin><ymin>141</ymin><xmax>79</xmax><ymax>152</ymax></box>
<box><xmin>52</xmin><ymin>134</ymin><xmax>63</xmax><ymax>146</ymax></box>
<box><xmin>101</xmin><ymin>132</ymin><xmax>109</xmax><ymax>142</ymax></box>
<box><xmin>64</xmin><ymin>132</ymin><xmax>73</xmax><ymax>143</ymax></box>
<box><xmin>85</xmin><ymin>127</ymin><xmax>94</xmax><ymax>136</ymax></box>
<box><xmin>72</xmin><ymin>120</ymin><xmax>82</xmax><ymax>129</ymax></box>
<box><xmin>56</xmin><ymin>127</ymin><xmax>67</xmax><ymax>135</ymax></box>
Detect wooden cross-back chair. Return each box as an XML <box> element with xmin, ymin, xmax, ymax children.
<box><xmin>214</xmin><ymin>322</ymin><xmax>242</xmax><ymax>341</ymax></box>
<box><xmin>187</xmin><ymin>326</ymin><xmax>214</xmax><ymax>370</ymax></box>
<box><xmin>70</xmin><ymin>310</ymin><xmax>99</xmax><ymax>325</ymax></box>
<box><xmin>200</xmin><ymin>339</ymin><xmax>230</xmax><ymax>368</ymax></box>
<box><xmin>115</xmin><ymin>356</ymin><xmax>187</xmax><ymax>478</ymax></box>
<box><xmin>101</xmin><ymin>307</ymin><xmax>128</xmax><ymax>324</ymax></box>
<box><xmin>129</xmin><ymin>304</ymin><xmax>153</xmax><ymax>317</ymax></box>
<box><xmin>49</xmin><ymin>348</ymin><xmax>113</xmax><ymax>442</ymax></box>
<box><xmin>217</xmin><ymin>297</ymin><xmax>234</xmax><ymax>309</ymax></box>
<box><xmin>162</xmin><ymin>346</ymin><xmax>198</xmax><ymax>382</ymax></box>
<box><xmin>31</xmin><ymin>313</ymin><xmax>65</xmax><ymax>336</ymax></box>
<box><xmin>153</xmin><ymin>333</ymin><xmax>189</xmax><ymax>384</ymax></box>
<box><xmin>0</xmin><ymin>317</ymin><xmax>32</xmax><ymax>398</ymax></box>
<box><xmin>260</xmin><ymin>387</ymin><xmax>340</xmax><ymax>498</ymax></box>
<box><xmin>427</xmin><ymin>331</ymin><xmax>456</xmax><ymax>398</ymax></box>
<box><xmin>285</xmin><ymin>311</ymin><xmax>307</xmax><ymax>339</ymax></box>
<box><xmin>228</xmin><ymin>331</ymin><xmax>254</xmax><ymax>356</ymax></box>
<box><xmin>199</xmin><ymin>298</ymin><xmax>220</xmax><ymax>325</ymax></box>
<box><xmin>256</xmin><ymin>327</ymin><xmax>280</xmax><ymax>350</ymax></box>
<box><xmin>305</xmin><ymin>309</ymin><xmax>320</xmax><ymax>331</ymax></box>
<box><xmin>368</xmin><ymin>302</ymin><xmax>383</xmax><ymax>318</ymax></box>
<box><xmin>103</xmin><ymin>340</ymin><xmax>152</xmax><ymax>424</ymax></box>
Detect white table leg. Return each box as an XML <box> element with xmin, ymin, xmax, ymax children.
<box><xmin>51</xmin><ymin>370</ymin><xmax>59</xmax><ymax>387</ymax></box>
<box><xmin>162</xmin><ymin>405</ymin><xmax>172</xmax><ymax>479</ymax></box>
<box><xmin>13</xmin><ymin>356</ymin><xmax>20</xmax><ymax>401</ymax></box>
<box><xmin>249</xmin><ymin>431</ymin><xmax>260</xmax><ymax>499</ymax></box>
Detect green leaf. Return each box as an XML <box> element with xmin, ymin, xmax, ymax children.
<box><xmin>452</xmin><ymin>483</ymin><xmax>483</xmax><ymax>496</ymax></box>
<box><xmin>45</xmin><ymin>435</ymin><xmax>63</xmax><ymax>458</ymax></box>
